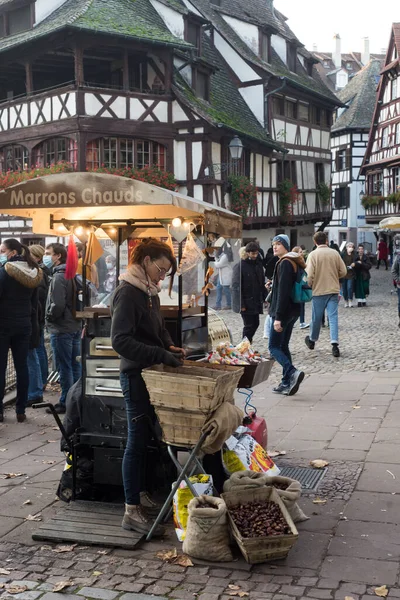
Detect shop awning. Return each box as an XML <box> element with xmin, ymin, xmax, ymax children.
<box><xmin>0</xmin><ymin>172</ymin><xmax>242</xmax><ymax>239</ymax></box>
<box><xmin>379</xmin><ymin>217</ymin><xmax>400</xmax><ymax>230</ymax></box>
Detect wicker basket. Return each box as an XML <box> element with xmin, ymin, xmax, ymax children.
<box><xmin>221</xmin><ymin>486</ymin><xmax>298</xmax><ymax>564</ymax></box>
<box><xmin>142</xmin><ymin>362</ymin><xmax>243</xmax><ymax>414</ymax></box>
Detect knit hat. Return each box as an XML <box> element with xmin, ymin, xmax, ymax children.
<box><xmin>272</xmin><ymin>234</ymin><xmax>290</xmax><ymax>252</ymax></box>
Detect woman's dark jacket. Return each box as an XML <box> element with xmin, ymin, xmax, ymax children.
<box><xmin>0</xmin><ymin>256</ymin><xmax>42</xmax><ymax>344</ymax></box>
<box><xmin>269</xmin><ymin>254</ymin><xmax>306</xmax><ymax>325</ymax></box>
<box><xmin>110</xmin><ymin>281</ymin><xmax>174</xmax><ymax>374</ymax></box>
<box><xmin>354</xmin><ymin>253</ymin><xmax>372</xmax><ymax>281</ymax></box>
<box><xmin>37</xmin><ymin>263</ymin><xmax>50</xmax><ymax>329</ymax></box>
<box><xmin>239</xmin><ymin>257</ymin><xmax>266</xmax><ymax>315</ymax></box>
<box><xmin>340</xmin><ymin>250</ymin><xmax>356</xmax><ymax>280</ymax></box>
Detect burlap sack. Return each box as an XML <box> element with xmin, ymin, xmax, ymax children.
<box><xmin>223</xmin><ymin>470</ymin><xmax>270</xmax><ymax>493</ymax></box>
<box><xmin>266</xmin><ymin>476</ymin><xmax>309</xmax><ymax>523</ymax></box>
<box><xmin>183</xmin><ymin>495</ymin><xmax>233</xmax><ymax>562</ymax></box>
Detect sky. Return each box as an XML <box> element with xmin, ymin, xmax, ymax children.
<box><xmin>275</xmin><ymin>0</ymin><xmax>399</xmax><ymax>55</ymax></box>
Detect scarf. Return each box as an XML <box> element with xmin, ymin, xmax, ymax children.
<box><xmin>119</xmin><ymin>264</ymin><xmax>160</xmax><ymax>296</ymax></box>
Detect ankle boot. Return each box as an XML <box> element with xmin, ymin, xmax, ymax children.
<box><xmin>122</xmin><ymin>504</ymin><xmax>165</xmax><ymax>536</ymax></box>
<box><xmin>140</xmin><ymin>491</ymin><xmax>163</xmax><ymax>516</ymax></box>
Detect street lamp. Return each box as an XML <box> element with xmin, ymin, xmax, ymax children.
<box><xmin>228</xmin><ymin>135</ymin><xmax>244</xmax><ymax>160</ymax></box>
<box><xmin>204</xmin><ymin>136</ymin><xmax>244</xmax><ymax>177</ymax></box>
<box><xmin>359</xmin><ymin>187</ymin><xmax>365</xmax><ymax>200</ymax></box>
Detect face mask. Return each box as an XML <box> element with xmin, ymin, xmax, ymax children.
<box><xmin>106</xmin><ymin>263</ymin><xmax>114</xmax><ymax>270</ymax></box>
<box><xmin>0</xmin><ymin>254</ymin><xmax>7</xmax><ymax>265</ymax></box>
<box><xmin>43</xmin><ymin>255</ymin><xmax>54</xmax><ymax>269</ymax></box>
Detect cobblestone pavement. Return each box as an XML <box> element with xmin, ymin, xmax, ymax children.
<box><xmin>215</xmin><ymin>268</ymin><xmax>400</xmax><ymax>382</ymax></box>
<box><xmin>0</xmin><ymin>268</ymin><xmax>399</xmax><ymax>599</ymax></box>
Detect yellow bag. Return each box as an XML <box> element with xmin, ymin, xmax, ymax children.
<box><xmin>172</xmin><ymin>474</ymin><xmax>213</xmax><ymax>541</ymax></box>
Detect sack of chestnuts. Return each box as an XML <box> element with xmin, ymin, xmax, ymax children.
<box><xmin>229</xmin><ymin>500</ymin><xmax>291</xmax><ymax>538</ymax></box>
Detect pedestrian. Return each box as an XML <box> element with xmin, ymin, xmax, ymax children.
<box><xmin>263</xmin><ymin>246</ymin><xmax>279</xmax><ymax>280</ymax></box>
<box><xmin>293</xmin><ymin>246</ymin><xmax>310</xmax><ymax>329</ymax></box>
<box><xmin>104</xmin><ymin>255</ymin><xmax>117</xmax><ymax>294</ymax></box>
<box><xmin>27</xmin><ymin>245</ymin><xmax>50</xmax><ymax>403</ymax></box>
<box><xmin>329</xmin><ymin>240</ymin><xmax>340</xmax><ymax>253</ymax></box>
<box><xmin>110</xmin><ymin>238</ymin><xmax>184</xmax><ymax>535</ymax></box>
<box><xmin>0</xmin><ymin>239</ymin><xmax>42</xmax><ymax>422</ymax></box>
<box><xmin>340</xmin><ymin>242</ymin><xmax>356</xmax><ymax>308</ymax></box>
<box><xmin>376</xmin><ymin>238</ymin><xmax>389</xmax><ymax>270</ymax></box>
<box><xmin>305</xmin><ymin>232</ymin><xmax>347</xmax><ymax>357</ymax></box>
<box><xmin>268</xmin><ymin>235</ymin><xmax>305</xmax><ymax>396</ymax></box>
<box><xmin>238</xmin><ymin>242</ymin><xmax>266</xmax><ymax>342</ymax></box>
<box><xmin>354</xmin><ymin>244</ymin><xmax>372</xmax><ymax>307</ymax></box>
<box><xmin>391</xmin><ymin>252</ymin><xmax>400</xmax><ymax>327</ymax></box>
<box><xmin>44</xmin><ymin>243</ymin><xmax>81</xmax><ymax>415</ymax></box>
<box><xmin>213</xmin><ymin>242</ymin><xmax>233</xmax><ymax>310</ymax></box>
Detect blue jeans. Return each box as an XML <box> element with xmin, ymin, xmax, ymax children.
<box><xmin>0</xmin><ymin>329</ymin><xmax>30</xmax><ymax>414</ymax></box>
<box><xmin>120</xmin><ymin>372</ymin><xmax>155</xmax><ymax>505</ymax></box>
<box><xmin>36</xmin><ymin>331</ymin><xmax>48</xmax><ymax>386</ymax></box>
<box><xmin>27</xmin><ymin>349</ymin><xmax>43</xmax><ymax>401</ymax></box>
<box><xmin>215</xmin><ymin>281</ymin><xmax>231</xmax><ymax>309</ymax></box>
<box><xmin>50</xmin><ymin>331</ymin><xmax>81</xmax><ymax>405</ymax></box>
<box><xmin>300</xmin><ymin>303</ymin><xmax>305</xmax><ymax>324</ymax></box>
<box><xmin>397</xmin><ymin>288</ymin><xmax>400</xmax><ymax>315</ymax></box>
<box><xmin>342</xmin><ymin>279</ymin><xmax>353</xmax><ymax>302</ymax></box>
<box><xmin>310</xmin><ymin>294</ymin><xmax>339</xmax><ymax>345</ymax></box>
<box><xmin>268</xmin><ymin>316</ymin><xmax>297</xmax><ymax>385</ymax></box>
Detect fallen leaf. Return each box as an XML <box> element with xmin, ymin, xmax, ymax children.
<box><xmin>53</xmin><ymin>544</ymin><xmax>77</xmax><ymax>553</ymax></box>
<box><xmin>92</xmin><ymin>571</ymin><xmax>103</xmax><ymax>576</ymax></box>
<box><xmin>375</xmin><ymin>586</ymin><xmax>388</xmax><ymax>598</ymax></box>
<box><xmin>46</xmin><ymin>440</ymin><xmax>57</xmax><ymax>443</ymax></box>
<box><xmin>268</xmin><ymin>450</ymin><xmax>287</xmax><ymax>458</ymax></box>
<box><xmin>174</xmin><ymin>554</ymin><xmax>194</xmax><ymax>568</ymax></box>
<box><xmin>227</xmin><ymin>592</ymin><xmax>249</xmax><ymax>598</ymax></box>
<box><xmin>386</xmin><ymin>470</ymin><xmax>396</xmax><ymax>480</ymax></box>
<box><xmin>352</xmin><ymin>405</ymin><xmax>361</xmax><ymax>409</ymax></box>
<box><xmin>22</xmin><ymin>499</ymin><xmax>32</xmax><ymax>505</ymax></box>
<box><xmin>42</xmin><ymin>460</ymin><xmax>56</xmax><ymax>465</ymax></box>
<box><xmin>6</xmin><ymin>586</ymin><xmax>28</xmax><ymax>594</ymax></box>
<box><xmin>310</xmin><ymin>459</ymin><xmax>329</xmax><ymax>469</ymax></box>
<box><xmin>345</xmin><ymin>596</ymin><xmax>356</xmax><ymax>600</ymax></box>
<box><xmin>228</xmin><ymin>585</ymin><xmax>240</xmax><ymax>591</ymax></box>
<box><xmin>156</xmin><ymin>548</ymin><xmax>178</xmax><ymax>562</ymax></box>
<box><xmin>97</xmin><ymin>550</ymin><xmax>109</xmax><ymax>555</ymax></box>
<box><xmin>0</xmin><ymin>568</ymin><xmax>10</xmax><ymax>575</ymax></box>
<box><xmin>39</xmin><ymin>431</ymin><xmax>46</xmax><ymax>435</ymax></box>
<box><xmin>0</xmin><ymin>472</ymin><xmax>25</xmax><ymax>479</ymax></box>
<box><xmin>24</xmin><ymin>513</ymin><xmax>42</xmax><ymax>521</ymax></box>
<box><xmin>313</xmin><ymin>498</ymin><xmax>327</xmax><ymax>505</ymax></box>
<box><xmin>0</xmin><ymin>448</ymin><xmax>7</xmax><ymax>452</ymax></box>
<box><xmin>52</xmin><ymin>581</ymin><xmax>74</xmax><ymax>593</ymax></box>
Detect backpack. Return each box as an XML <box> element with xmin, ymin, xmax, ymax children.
<box><xmin>282</xmin><ymin>258</ymin><xmax>312</xmax><ymax>304</ymax></box>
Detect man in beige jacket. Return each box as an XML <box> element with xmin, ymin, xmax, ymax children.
<box><xmin>305</xmin><ymin>232</ymin><xmax>347</xmax><ymax>357</ymax></box>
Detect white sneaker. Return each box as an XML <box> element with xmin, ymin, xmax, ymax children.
<box><xmin>348</xmin><ymin>301</ymin><xmax>353</xmax><ymax>308</ymax></box>
<box><xmin>344</xmin><ymin>301</ymin><xmax>348</xmax><ymax>308</ymax></box>
<box><xmin>299</xmin><ymin>323</ymin><xmax>310</xmax><ymax>329</ymax></box>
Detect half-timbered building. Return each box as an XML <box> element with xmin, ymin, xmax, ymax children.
<box><xmin>329</xmin><ymin>59</ymin><xmax>382</xmax><ymax>249</ymax></box>
<box><xmin>361</xmin><ymin>23</ymin><xmax>400</xmax><ymax>228</ymax></box>
<box><xmin>0</xmin><ymin>0</ymin><xmax>338</xmax><ymax>249</ymax></box>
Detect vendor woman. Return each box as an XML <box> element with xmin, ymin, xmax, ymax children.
<box><xmin>111</xmin><ymin>238</ymin><xmax>184</xmax><ymax>536</ymax></box>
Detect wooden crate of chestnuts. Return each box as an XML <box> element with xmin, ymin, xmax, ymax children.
<box><xmin>221</xmin><ymin>486</ymin><xmax>298</xmax><ymax>564</ymax></box>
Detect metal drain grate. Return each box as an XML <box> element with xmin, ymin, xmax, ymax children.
<box><xmin>278</xmin><ymin>466</ymin><xmax>328</xmax><ymax>492</ymax></box>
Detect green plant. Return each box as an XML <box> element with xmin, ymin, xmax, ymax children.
<box><xmin>0</xmin><ymin>161</ymin><xmax>74</xmax><ymax>190</ymax></box>
<box><xmin>228</xmin><ymin>175</ymin><xmax>258</xmax><ymax>217</ymax></box>
<box><xmin>278</xmin><ymin>179</ymin><xmax>299</xmax><ymax>220</ymax></box>
<box><xmin>386</xmin><ymin>192</ymin><xmax>400</xmax><ymax>205</ymax></box>
<box><xmin>316</xmin><ymin>182</ymin><xmax>331</xmax><ymax>206</ymax></box>
<box><xmin>361</xmin><ymin>195</ymin><xmax>385</xmax><ymax>209</ymax></box>
<box><xmin>88</xmin><ymin>165</ymin><xmax>177</xmax><ymax>191</ymax></box>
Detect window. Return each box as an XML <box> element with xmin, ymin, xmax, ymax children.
<box><xmin>382</xmin><ymin>127</ymin><xmax>389</xmax><ymax>147</ymax></box>
<box><xmin>7</xmin><ymin>5</ymin><xmax>31</xmax><ymax>35</ymax></box>
<box><xmin>393</xmin><ymin>168</ymin><xmax>400</xmax><ymax>193</ymax></box>
<box><xmin>391</xmin><ymin>78</ymin><xmax>397</xmax><ymax>100</ymax></box>
<box><xmin>334</xmin><ymin>186</ymin><xmax>350</xmax><ymax>209</ymax></box>
<box><xmin>0</xmin><ymin>144</ymin><xmax>28</xmax><ymax>172</ymax></box>
<box><xmin>315</xmin><ymin>163</ymin><xmax>325</xmax><ymax>185</ymax></box>
<box><xmin>260</xmin><ymin>32</ymin><xmax>270</xmax><ymax>62</ymax></box>
<box><xmin>306</xmin><ymin>60</ymin><xmax>313</xmax><ymax>76</ymax></box>
<box><xmin>192</xmin><ymin>68</ymin><xmax>209</xmax><ymax>101</ymax></box>
<box><xmin>346</xmin><ymin>62</ymin><xmax>353</xmax><ymax>70</ymax></box>
<box><xmin>368</xmin><ymin>172</ymin><xmax>382</xmax><ymax>195</ymax></box>
<box><xmin>336</xmin><ymin>148</ymin><xmax>349</xmax><ymax>171</ymax></box>
<box><xmin>298</xmin><ymin>102</ymin><xmax>309</xmax><ymax>122</ymax></box>
<box><xmin>32</xmin><ymin>138</ymin><xmax>77</xmax><ymax>168</ymax></box>
<box><xmin>284</xmin><ymin>99</ymin><xmax>296</xmax><ymax>119</ymax></box>
<box><xmin>277</xmin><ymin>160</ymin><xmax>297</xmax><ymax>185</ymax></box>
<box><xmin>186</xmin><ymin>21</ymin><xmax>201</xmax><ymax>50</ymax></box>
<box><xmin>396</xmin><ymin>124</ymin><xmax>400</xmax><ymax>146</ymax></box>
<box><xmin>85</xmin><ymin>138</ymin><xmax>167</xmax><ymax>171</ymax></box>
<box><xmin>272</xmin><ymin>96</ymin><xmax>284</xmax><ymax>116</ymax></box>
<box><xmin>287</xmin><ymin>43</ymin><xmax>297</xmax><ymax>72</ymax></box>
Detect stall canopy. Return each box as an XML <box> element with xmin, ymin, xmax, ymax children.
<box><xmin>0</xmin><ymin>172</ymin><xmax>242</xmax><ymax>239</ymax></box>
<box><xmin>379</xmin><ymin>217</ymin><xmax>400</xmax><ymax>231</ymax></box>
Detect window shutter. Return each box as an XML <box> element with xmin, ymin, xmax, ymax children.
<box><xmin>335</xmin><ymin>151</ymin><xmax>340</xmax><ymax>172</ymax></box>
<box><xmin>345</xmin><ymin>150</ymin><xmax>351</xmax><ymax>169</ymax></box>
<box><xmin>334</xmin><ymin>188</ymin><xmax>340</xmax><ymax>209</ymax></box>
<box><xmin>345</xmin><ymin>186</ymin><xmax>351</xmax><ymax>207</ymax></box>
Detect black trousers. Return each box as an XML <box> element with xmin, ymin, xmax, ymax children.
<box><xmin>241</xmin><ymin>313</ymin><xmax>260</xmax><ymax>342</ymax></box>
<box><xmin>376</xmin><ymin>259</ymin><xmax>388</xmax><ymax>269</ymax></box>
<box><xmin>0</xmin><ymin>329</ymin><xmax>31</xmax><ymax>415</ymax></box>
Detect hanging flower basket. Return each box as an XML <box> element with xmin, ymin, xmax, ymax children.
<box><xmin>278</xmin><ymin>179</ymin><xmax>299</xmax><ymax>220</ymax></box>
<box><xmin>228</xmin><ymin>175</ymin><xmax>258</xmax><ymax>218</ymax></box>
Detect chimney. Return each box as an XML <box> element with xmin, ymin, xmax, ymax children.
<box><xmin>333</xmin><ymin>33</ymin><xmax>342</xmax><ymax>68</ymax></box>
<box><xmin>361</xmin><ymin>37</ymin><xmax>370</xmax><ymax>65</ymax></box>
<box><xmin>313</xmin><ymin>43</ymin><xmax>318</xmax><ymax>52</ymax></box>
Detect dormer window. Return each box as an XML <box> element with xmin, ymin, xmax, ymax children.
<box><xmin>185</xmin><ymin>19</ymin><xmax>201</xmax><ymax>52</ymax></box>
<box><xmin>192</xmin><ymin>67</ymin><xmax>209</xmax><ymax>101</ymax></box>
<box><xmin>259</xmin><ymin>31</ymin><xmax>270</xmax><ymax>63</ymax></box>
<box><xmin>0</xmin><ymin>1</ymin><xmax>34</xmax><ymax>37</ymax></box>
<box><xmin>287</xmin><ymin>43</ymin><xmax>297</xmax><ymax>73</ymax></box>
<box><xmin>306</xmin><ymin>60</ymin><xmax>313</xmax><ymax>76</ymax></box>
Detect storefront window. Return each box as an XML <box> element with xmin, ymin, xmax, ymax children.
<box><xmin>0</xmin><ymin>144</ymin><xmax>28</xmax><ymax>172</ymax></box>
<box><xmin>32</xmin><ymin>137</ymin><xmax>77</xmax><ymax>168</ymax></box>
<box><xmin>86</xmin><ymin>138</ymin><xmax>167</xmax><ymax>170</ymax></box>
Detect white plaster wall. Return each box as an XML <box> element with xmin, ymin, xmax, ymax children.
<box><xmin>193</xmin><ymin>185</ymin><xmax>203</xmax><ymax>202</ymax></box>
<box><xmin>271</xmin><ymin>35</ymin><xmax>287</xmax><ymax>64</ymax></box>
<box><xmin>239</xmin><ymin>85</ymin><xmax>264</xmax><ymax>125</ymax></box>
<box><xmin>214</xmin><ymin>31</ymin><xmax>260</xmax><ymax>83</ymax></box>
<box><xmin>222</xmin><ymin>15</ymin><xmax>259</xmax><ymax>55</ymax></box>
<box><xmin>181</xmin><ymin>0</ymin><xmax>202</xmax><ymax>17</ymax></box>
<box><xmin>255</xmin><ymin>154</ymin><xmax>263</xmax><ymax>186</ymax></box>
<box><xmin>35</xmin><ymin>0</ymin><xmax>68</xmax><ymax>24</ymax></box>
<box><xmin>192</xmin><ymin>141</ymin><xmax>203</xmax><ymax>179</ymax></box>
<box><xmin>263</xmin><ymin>157</ymin><xmax>270</xmax><ymax>187</ymax></box>
<box><xmin>174</xmin><ymin>141</ymin><xmax>187</xmax><ymax>180</ymax></box>
<box><xmin>212</xmin><ymin>142</ymin><xmax>221</xmax><ymax>180</ymax></box>
<box><xmin>172</xmin><ymin>101</ymin><xmax>189</xmax><ymax>122</ymax></box>
<box><xmin>150</xmin><ymin>0</ymin><xmax>184</xmax><ymax>39</ymax></box>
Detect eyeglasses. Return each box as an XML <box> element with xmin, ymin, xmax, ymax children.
<box><xmin>152</xmin><ymin>260</ymin><xmax>172</xmax><ymax>277</ymax></box>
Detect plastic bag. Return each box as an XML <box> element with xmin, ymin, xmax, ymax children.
<box><xmin>183</xmin><ymin>495</ymin><xmax>233</xmax><ymax>562</ymax></box>
<box><xmin>177</xmin><ymin>233</ymin><xmax>205</xmax><ymax>275</ymax></box>
<box><xmin>172</xmin><ymin>474</ymin><xmax>213</xmax><ymax>541</ymax></box>
<box><xmin>223</xmin><ymin>433</ymin><xmax>280</xmax><ymax>476</ymax></box>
